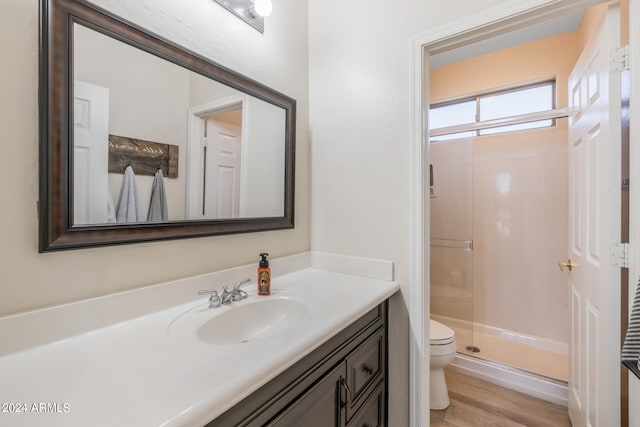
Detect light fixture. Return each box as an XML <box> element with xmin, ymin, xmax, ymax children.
<box><xmin>252</xmin><ymin>0</ymin><xmax>272</xmax><ymax>17</ymax></box>
<box><xmin>213</xmin><ymin>0</ymin><xmax>272</xmax><ymax>33</ymax></box>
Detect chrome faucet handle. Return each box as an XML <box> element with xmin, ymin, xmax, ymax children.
<box><xmin>221</xmin><ymin>285</ymin><xmax>234</xmax><ymax>305</ymax></box>
<box><xmin>232</xmin><ymin>278</ymin><xmax>251</xmax><ymax>291</ymax></box>
<box><xmin>198</xmin><ymin>289</ymin><xmax>221</xmax><ymax>309</ymax></box>
<box><xmin>232</xmin><ymin>278</ymin><xmax>252</xmax><ymax>300</ymax></box>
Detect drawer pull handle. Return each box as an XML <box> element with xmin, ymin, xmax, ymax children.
<box><xmin>341</xmin><ymin>378</ymin><xmax>352</xmax><ymax>406</ymax></box>
<box><xmin>362</xmin><ymin>364</ymin><xmax>375</xmax><ymax>375</ymax></box>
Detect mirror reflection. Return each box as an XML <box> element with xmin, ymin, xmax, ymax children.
<box><xmin>73</xmin><ymin>23</ymin><xmax>286</xmax><ymax>226</ymax></box>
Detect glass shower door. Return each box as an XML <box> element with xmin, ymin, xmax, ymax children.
<box><xmin>429</xmin><ymin>138</ymin><xmax>475</xmax><ymax>354</ymax></box>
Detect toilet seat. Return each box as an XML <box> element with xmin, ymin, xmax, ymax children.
<box><xmin>430</xmin><ymin>319</ymin><xmax>455</xmax><ymax>345</ymax></box>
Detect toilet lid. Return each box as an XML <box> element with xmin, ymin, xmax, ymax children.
<box><xmin>430</xmin><ymin>319</ymin><xmax>454</xmax><ymax>343</ymax></box>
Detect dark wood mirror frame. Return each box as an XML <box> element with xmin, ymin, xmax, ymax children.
<box><xmin>39</xmin><ymin>0</ymin><xmax>296</xmax><ymax>252</ymax></box>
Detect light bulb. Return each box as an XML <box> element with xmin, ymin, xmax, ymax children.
<box><xmin>253</xmin><ymin>0</ymin><xmax>272</xmax><ymax>17</ymax></box>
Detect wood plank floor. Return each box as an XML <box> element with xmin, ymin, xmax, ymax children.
<box><xmin>430</xmin><ymin>367</ymin><xmax>572</xmax><ymax>427</ymax></box>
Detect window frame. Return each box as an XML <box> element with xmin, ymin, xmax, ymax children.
<box><xmin>429</xmin><ymin>79</ymin><xmax>557</xmax><ymax>140</ymax></box>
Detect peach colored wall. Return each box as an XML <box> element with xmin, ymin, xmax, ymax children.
<box><xmin>430</xmin><ymin>30</ymin><xmax>580</xmax><ymax>115</ymax></box>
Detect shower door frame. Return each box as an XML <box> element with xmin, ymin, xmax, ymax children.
<box><xmin>407</xmin><ymin>0</ymin><xmax>640</xmax><ymax>426</ymax></box>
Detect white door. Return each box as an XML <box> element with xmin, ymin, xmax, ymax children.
<box><xmin>73</xmin><ymin>81</ymin><xmax>110</xmax><ymax>224</ymax></box>
<box><xmin>204</xmin><ymin>119</ymin><xmax>242</xmax><ymax>219</ymax></box>
<box><xmin>567</xmin><ymin>4</ymin><xmax>622</xmax><ymax>426</ymax></box>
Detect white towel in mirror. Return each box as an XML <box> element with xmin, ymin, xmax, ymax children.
<box><xmin>147</xmin><ymin>168</ymin><xmax>168</xmax><ymax>222</ymax></box>
<box><xmin>116</xmin><ymin>165</ymin><xmax>143</xmax><ymax>223</ymax></box>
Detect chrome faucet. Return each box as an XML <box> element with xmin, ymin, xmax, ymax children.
<box><xmin>199</xmin><ymin>278</ymin><xmax>252</xmax><ymax>308</ymax></box>
<box><xmin>198</xmin><ymin>289</ymin><xmax>221</xmax><ymax>309</ymax></box>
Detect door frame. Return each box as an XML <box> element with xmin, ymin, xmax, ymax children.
<box><xmin>186</xmin><ymin>94</ymin><xmax>249</xmax><ymax>219</ymax></box>
<box><xmin>408</xmin><ymin>0</ymin><xmax>638</xmax><ymax>425</ymax></box>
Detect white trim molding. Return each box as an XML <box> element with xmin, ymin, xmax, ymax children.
<box><xmin>628</xmin><ymin>0</ymin><xmax>640</xmax><ymax>424</ymax></box>
<box><xmin>409</xmin><ymin>1</ymin><xmax>610</xmax><ymax>426</ymax></box>
<box><xmin>409</xmin><ymin>25</ymin><xmax>429</xmax><ymax>427</ymax></box>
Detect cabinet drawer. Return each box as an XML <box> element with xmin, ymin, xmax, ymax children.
<box><xmin>347</xmin><ymin>380</ymin><xmax>384</xmax><ymax>427</ymax></box>
<box><xmin>345</xmin><ymin>328</ymin><xmax>384</xmax><ymax>419</ymax></box>
<box><xmin>267</xmin><ymin>363</ymin><xmax>346</xmax><ymax>427</ymax></box>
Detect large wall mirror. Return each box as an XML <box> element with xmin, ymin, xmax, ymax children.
<box><xmin>39</xmin><ymin>0</ymin><xmax>296</xmax><ymax>251</ymax></box>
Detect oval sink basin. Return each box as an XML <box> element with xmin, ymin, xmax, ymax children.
<box><xmin>196</xmin><ymin>297</ymin><xmax>308</xmax><ymax>345</ymax></box>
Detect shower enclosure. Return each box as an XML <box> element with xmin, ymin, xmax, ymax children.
<box><xmin>429</xmin><ymin>129</ymin><xmax>570</xmax><ymax>382</ymax></box>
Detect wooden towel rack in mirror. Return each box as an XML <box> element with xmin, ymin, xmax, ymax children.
<box><xmin>39</xmin><ymin>0</ymin><xmax>296</xmax><ymax>251</ymax></box>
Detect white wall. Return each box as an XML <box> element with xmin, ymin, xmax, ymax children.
<box><xmin>189</xmin><ymin>72</ymin><xmax>240</xmax><ymax>107</ymax></box>
<box><xmin>0</xmin><ymin>0</ymin><xmax>309</xmax><ymax>318</ymax></box>
<box><xmin>308</xmin><ymin>1</ymin><xmax>514</xmax><ymax>424</ymax></box>
<box><xmin>242</xmin><ymin>97</ymin><xmax>286</xmax><ymax>217</ymax></box>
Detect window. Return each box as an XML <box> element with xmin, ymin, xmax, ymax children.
<box><xmin>430</xmin><ymin>81</ymin><xmax>555</xmax><ymax>141</ymax></box>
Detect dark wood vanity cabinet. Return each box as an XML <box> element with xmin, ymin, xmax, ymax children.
<box><xmin>206</xmin><ymin>301</ymin><xmax>388</xmax><ymax>427</ymax></box>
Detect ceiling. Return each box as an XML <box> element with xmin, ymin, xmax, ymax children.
<box><xmin>430</xmin><ymin>10</ymin><xmax>584</xmax><ymax>69</ymax></box>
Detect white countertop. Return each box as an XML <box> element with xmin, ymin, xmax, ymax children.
<box><xmin>0</xmin><ymin>267</ymin><xmax>398</xmax><ymax>426</ymax></box>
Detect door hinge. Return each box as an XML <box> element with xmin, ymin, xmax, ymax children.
<box><xmin>610</xmin><ymin>243</ymin><xmax>629</xmax><ymax>268</ymax></box>
<box><xmin>611</xmin><ymin>45</ymin><xmax>630</xmax><ymax>72</ymax></box>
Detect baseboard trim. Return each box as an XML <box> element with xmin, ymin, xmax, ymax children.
<box><xmin>449</xmin><ymin>352</ymin><xmax>569</xmax><ymax>406</ymax></box>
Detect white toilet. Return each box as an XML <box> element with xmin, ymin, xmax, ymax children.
<box><xmin>430</xmin><ymin>319</ymin><xmax>456</xmax><ymax>410</ymax></box>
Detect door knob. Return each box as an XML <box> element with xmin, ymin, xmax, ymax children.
<box><xmin>558</xmin><ymin>259</ymin><xmax>575</xmax><ymax>272</ymax></box>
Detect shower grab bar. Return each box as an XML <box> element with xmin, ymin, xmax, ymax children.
<box><xmin>430</xmin><ymin>238</ymin><xmax>473</xmax><ymax>251</ymax></box>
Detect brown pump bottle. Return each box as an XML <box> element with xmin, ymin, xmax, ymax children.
<box><xmin>258</xmin><ymin>253</ymin><xmax>271</xmax><ymax>296</ymax></box>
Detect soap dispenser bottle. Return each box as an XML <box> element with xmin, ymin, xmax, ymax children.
<box><xmin>258</xmin><ymin>253</ymin><xmax>271</xmax><ymax>296</ymax></box>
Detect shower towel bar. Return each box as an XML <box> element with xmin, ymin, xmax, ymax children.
<box><xmin>430</xmin><ymin>238</ymin><xmax>473</xmax><ymax>251</ymax></box>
